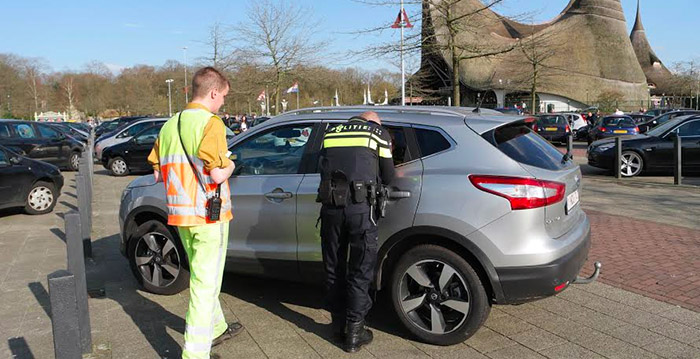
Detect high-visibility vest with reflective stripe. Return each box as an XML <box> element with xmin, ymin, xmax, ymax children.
<box><xmin>158</xmin><ymin>109</ymin><xmax>232</xmax><ymax>226</ymax></box>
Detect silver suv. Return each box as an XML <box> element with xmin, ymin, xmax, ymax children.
<box><xmin>119</xmin><ymin>106</ymin><xmax>594</xmax><ymax>345</ymax></box>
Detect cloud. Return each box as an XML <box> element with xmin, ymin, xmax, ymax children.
<box><xmin>123</xmin><ymin>23</ymin><xmax>143</xmax><ymax>28</ymax></box>
<box><xmin>105</xmin><ymin>63</ymin><xmax>126</xmax><ymax>74</ymax></box>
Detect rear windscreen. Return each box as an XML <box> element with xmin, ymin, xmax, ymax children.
<box><xmin>484</xmin><ymin>123</ymin><xmax>568</xmax><ymax>171</ymax></box>
<box><xmin>603</xmin><ymin>117</ymin><xmax>635</xmax><ymax>126</ymax></box>
<box><xmin>537</xmin><ymin>116</ymin><xmax>565</xmax><ymax>125</ymax></box>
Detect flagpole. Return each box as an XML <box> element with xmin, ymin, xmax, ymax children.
<box><xmin>297</xmin><ymin>90</ymin><xmax>300</xmax><ymax>110</ymax></box>
<box><xmin>400</xmin><ymin>0</ymin><xmax>406</xmax><ymax>107</ymax></box>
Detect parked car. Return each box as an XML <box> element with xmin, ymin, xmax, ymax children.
<box><xmin>587</xmin><ymin>115</ymin><xmax>639</xmax><ymax>144</ymax></box>
<box><xmin>102</xmin><ymin>124</ymin><xmax>164</xmax><ymax>176</ymax></box>
<box><xmin>0</xmin><ymin>119</ymin><xmax>84</xmax><ymax>171</ymax></box>
<box><xmin>95</xmin><ymin>116</ymin><xmax>147</xmax><ymax>138</ymax></box>
<box><xmin>628</xmin><ymin>114</ymin><xmax>653</xmax><ymax>125</ymax></box>
<box><xmin>48</xmin><ymin>122</ymin><xmax>88</xmax><ymax>143</ymax></box>
<box><xmin>533</xmin><ymin>114</ymin><xmax>571</xmax><ymax>144</ymax></box>
<box><xmin>94</xmin><ymin>118</ymin><xmax>166</xmax><ymax>160</ymax></box>
<box><xmin>119</xmin><ymin>106</ymin><xmax>594</xmax><ymax>345</ymax></box>
<box><xmin>588</xmin><ymin>115</ymin><xmax>700</xmax><ymax>177</ymax></box>
<box><xmin>637</xmin><ymin>110</ymin><xmax>700</xmax><ymax>134</ymax></box>
<box><xmin>0</xmin><ymin>145</ymin><xmax>64</xmax><ymax>214</ymax></box>
<box><xmin>251</xmin><ymin>116</ymin><xmax>270</xmax><ymax>127</ymax></box>
<box><xmin>561</xmin><ymin>113</ymin><xmax>588</xmax><ymax>139</ymax></box>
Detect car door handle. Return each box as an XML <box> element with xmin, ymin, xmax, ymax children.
<box><xmin>388</xmin><ymin>190</ymin><xmax>411</xmax><ymax>200</ymax></box>
<box><xmin>264</xmin><ymin>191</ymin><xmax>293</xmax><ymax>200</ymax></box>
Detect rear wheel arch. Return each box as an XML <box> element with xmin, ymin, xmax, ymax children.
<box><xmin>124</xmin><ymin>207</ymin><xmax>187</xmax><ymax>265</ymax></box>
<box><xmin>376</xmin><ymin>226</ymin><xmax>504</xmax><ymax>304</ymax></box>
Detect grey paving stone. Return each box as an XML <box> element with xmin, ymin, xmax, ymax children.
<box><xmin>643</xmin><ymin>337</ymin><xmax>700</xmax><ymax>359</ymax></box>
<box><xmin>509</xmin><ymin>327</ymin><xmax>567</xmax><ymax>352</ymax></box>
<box><xmin>648</xmin><ymin>321</ymin><xmax>700</xmax><ymax>348</ymax></box>
<box><xmin>486</xmin><ymin>344</ymin><xmax>546</xmax><ymax>359</ymax></box>
<box><xmin>576</xmin><ymin>336</ymin><xmax>660</xmax><ymax>359</ymax></box>
<box><xmin>412</xmin><ymin>342</ymin><xmax>488</xmax><ymax>359</ymax></box>
<box><xmin>656</xmin><ymin>306</ymin><xmax>700</xmax><ymax>329</ymax></box>
<box><xmin>484</xmin><ymin>312</ymin><xmax>535</xmax><ymax>336</ymax></box>
<box><xmin>539</xmin><ymin>343</ymin><xmax>606</xmax><ymax>359</ymax></box>
<box><xmin>466</xmin><ymin>327</ymin><xmax>518</xmax><ymax>354</ymax></box>
<box><xmin>601</xmin><ymin>324</ymin><xmax>667</xmax><ymax>347</ymax></box>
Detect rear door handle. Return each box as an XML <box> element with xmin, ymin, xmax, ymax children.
<box><xmin>388</xmin><ymin>190</ymin><xmax>411</xmax><ymax>200</ymax></box>
<box><xmin>264</xmin><ymin>191</ymin><xmax>293</xmax><ymax>200</ymax></box>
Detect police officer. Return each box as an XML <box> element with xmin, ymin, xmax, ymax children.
<box><xmin>317</xmin><ymin>111</ymin><xmax>395</xmax><ymax>353</ymax></box>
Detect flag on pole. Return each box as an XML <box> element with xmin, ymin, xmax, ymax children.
<box><xmin>286</xmin><ymin>82</ymin><xmax>299</xmax><ymax>94</ymax></box>
<box><xmin>257</xmin><ymin>90</ymin><xmax>266</xmax><ymax>101</ymax></box>
<box><xmin>391</xmin><ymin>9</ymin><xmax>413</xmax><ymax>29</ymax></box>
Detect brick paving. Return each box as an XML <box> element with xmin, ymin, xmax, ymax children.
<box><xmin>582</xmin><ymin>210</ymin><xmax>700</xmax><ymax>312</ymax></box>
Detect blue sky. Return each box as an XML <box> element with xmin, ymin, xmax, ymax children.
<box><xmin>2</xmin><ymin>0</ymin><xmax>696</xmax><ymax>73</ymax></box>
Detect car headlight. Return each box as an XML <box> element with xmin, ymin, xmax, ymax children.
<box><xmin>595</xmin><ymin>143</ymin><xmax>616</xmax><ymax>152</ymax></box>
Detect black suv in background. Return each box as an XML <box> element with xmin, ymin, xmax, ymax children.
<box><xmin>102</xmin><ymin>124</ymin><xmax>162</xmax><ymax>176</ymax></box>
<box><xmin>95</xmin><ymin>116</ymin><xmax>147</xmax><ymax>138</ymax></box>
<box><xmin>0</xmin><ymin>145</ymin><xmax>64</xmax><ymax>214</ymax></box>
<box><xmin>0</xmin><ymin>120</ymin><xmax>84</xmax><ymax>171</ymax></box>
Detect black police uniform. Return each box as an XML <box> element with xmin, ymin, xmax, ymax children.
<box><xmin>317</xmin><ymin>116</ymin><xmax>395</xmax><ymax>350</ymax></box>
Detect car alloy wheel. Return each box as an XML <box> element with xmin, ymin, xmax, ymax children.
<box><xmin>70</xmin><ymin>152</ymin><xmax>80</xmax><ymax>171</ymax></box>
<box><xmin>620</xmin><ymin>151</ymin><xmax>643</xmax><ymax>177</ymax></box>
<box><xmin>399</xmin><ymin>259</ymin><xmax>470</xmax><ymax>335</ymax></box>
<box><xmin>27</xmin><ymin>185</ymin><xmax>54</xmax><ymax>212</ymax></box>
<box><xmin>134</xmin><ymin>232</ymin><xmax>182</xmax><ymax>288</ymax></box>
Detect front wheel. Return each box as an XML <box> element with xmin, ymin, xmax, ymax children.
<box><xmin>620</xmin><ymin>151</ymin><xmax>644</xmax><ymax>177</ymax></box>
<box><xmin>389</xmin><ymin>245</ymin><xmax>490</xmax><ymax>345</ymax></box>
<box><xmin>24</xmin><ymin>181</ymin><xmax>57</xmax><ymax>215</ymax></box>
<box><xmin>108</xmin><ymin>157</ymin><xmax>129</xmax><ymax>176</ymax></box>
<box><xmin>127</xmin><ymin>220</ymin><xmax>189</xmax><ymax>295</ymax></box>
<box><xmin>69</xmin><ymin>151</ymin><xmax>81</xmax><ymax>171</ymax></box>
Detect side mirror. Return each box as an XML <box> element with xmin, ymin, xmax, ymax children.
<box><xmin>9</xmin><ymin>156</ymin><xmax>21</xmax><ymax>165</ymax></box>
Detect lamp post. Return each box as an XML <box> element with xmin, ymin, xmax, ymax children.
<box><xmin>165</xmin><ymin>79</ymin><xmax>174</xmax><ymax>116</ymax></box>
<box><xmin>183</xmin><ymin>47</ymin><xmax>189</xmax><ymax>104</ymax></box>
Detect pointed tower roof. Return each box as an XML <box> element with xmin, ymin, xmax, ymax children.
<box><xmin>630</xmin><ymin>0</ymin><xmax>673</xmax><ymax>93</ymax></box>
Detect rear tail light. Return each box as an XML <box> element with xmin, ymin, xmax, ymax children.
<box><xmin>565</xmin><ymin>125</ymin><xmax>571</xmax><ymax>132</ymax></box>
<box><xmin>533</xmin><ymin>124</ymin><xmax>538</xmax><ymax>131</ymax></box>
<box><xmin>469</xmin><ymin>175</ymin><xmax>566</xmax><ymax>210</ymax></box>
<box><xmin>634</xmin><ymin>126</ymin><xmax>640</xmax><ymax>133</ymax></box>
<box><xmin>601</xmin><ymin>127</ymin><xmax>607</xmax><ymax>132</ymax></box>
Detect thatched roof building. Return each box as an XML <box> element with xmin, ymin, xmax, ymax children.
<box><xmin>417</xmin><ymin>0</ymin><xmax>663</xmax><ymax>110</ymax></box>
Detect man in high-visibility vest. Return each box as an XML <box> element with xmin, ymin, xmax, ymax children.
<box><xmin>148</xmin><ymin>66</ymin><xmax>242</xmax><ymax>359</ymax></box>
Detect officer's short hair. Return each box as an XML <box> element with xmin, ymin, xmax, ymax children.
<box><xmin>192</xmin><ymin>67</ymin><xmax>230</xmax><ymax>98</ymax></box>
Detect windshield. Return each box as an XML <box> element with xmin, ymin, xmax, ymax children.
<box><xmin>646</xmin><ymin>118</ymin><xmax>683</xmax><ymax>137</ymax></box>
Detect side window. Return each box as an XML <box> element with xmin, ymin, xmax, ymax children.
<box><xmin>0</xmin><ymin>124</ymin><xmax>11</xmax><ymax>138</ymax></box>
<box><xmin>121</xmin><ymin>122</ymin><xmax>150</xmax><ymax>138</ymax></box>
<box><xmin>135</xmin><ymin>126</ymin><xmax>161</xmax><ymax>143</ymax></box>
<box><xmin>415</xmin><ymin>128</ymin><xmax>451</xmax><ymax>157</ymax></box>
<box><xmin>383</xmin><ymin>125</ymin><xmax>410</xmax><ymax>166</ymax></box>
<box><xmin>231</xmin><ymin>123</ymin><xmax>314</xmax><ymax>176</ymax></box>
<box><xmin>38</xmin><ymin>125</ymin><xmax>60</xmax><ymax>139</ymax></box>
<box><xmin>678</xmin><ymin>121</ymin><xmax>700</xmax><ymax>137</ymax></box>
<box><xmin>0</xmin><ymin>150</ymin><xmax>7</xmax><ymax>166</ymax></box>
<box><xmin>12</xmin><ymin>124</ymin><xmax>37</xmax><ymax>139</ymax></box>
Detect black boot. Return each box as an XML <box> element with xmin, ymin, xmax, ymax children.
<box><xmin>344</xmin><ymin>320</ymin><xmax>373</xmax><ymax>353</ymax></box>
<box><xmin>331</xmin><ymin>314</ymin><xmax>345</xmax><ymax>341</ymax></box>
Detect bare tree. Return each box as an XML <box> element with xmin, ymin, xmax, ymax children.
<box><xmin>61</xmin><ymin>74</ymin><xmax>78</xmax><ymax>119</ymax></box>
<box><xmin>235</xmin><ymin>0</ymin><xmax>324</xmax><ymax>114</ymax></box>
<box><xmin>199</xmin><ymin>22</ymin><xmax>239</xmax><ymax>72</ymax></box>
<box><xmin>23</xmin><ymin>59</ymin><xmax>46</xmax><ymax>114</ymax></box>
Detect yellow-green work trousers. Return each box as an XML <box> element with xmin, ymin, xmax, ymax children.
<box><xmin>178</xmin><ymin>221</ymin><xmax>230</xmax><ymax>359</ymax></box>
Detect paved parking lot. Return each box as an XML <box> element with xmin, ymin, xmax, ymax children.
<box><xmin>1</xmin><ymin>168</ymin><xmax>699</xmax><ymax>358</ymax></box>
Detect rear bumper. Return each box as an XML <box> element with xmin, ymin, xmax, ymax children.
<box><xmin>495</xmin><ymin>228</ymin><xmax>591</xmax><ymax>304</ymax></box>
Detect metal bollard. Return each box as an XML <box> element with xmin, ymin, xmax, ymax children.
<box><xmin>65</xmin><ymin>211</ymin><xmax>92</xmax><ymax>353</ymax></box>
<box><xmin>75</xmin><ymin>174</ymin><xmax>92</xmax><ymax>257</ymax></box>
<box><xmin>674</xmin><ymin>135</ymin><xmax>682</xmax><ymax>185</ymax></box>
<box><xmin>615</xmin><ymin>137</ymin><xmax>622</xmax><ymax>179</ymax></box>
<box><xmin>567</xmin><ymin>133</ymin><xmax>574</xmax><ymax>159</ymax></box>
<box><xmin>48</xmin><ymin>270</ymin><xmax>82</xmax><ymax>359</ymax></box>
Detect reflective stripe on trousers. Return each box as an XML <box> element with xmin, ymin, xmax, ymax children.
<box><xmin>178</xmin><ymin>221</ymin><xmax>230</xmax><ymax>359</ymax></box>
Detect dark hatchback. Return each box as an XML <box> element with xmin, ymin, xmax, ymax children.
<box><xmin>95</xmin><ymin>116</ymin><xmax>147</xmax><ymax>139</ymax></box>
<box><xmin>637</xmin><ymin>110</ymin><xmax>700</xmax><ymax>134</ymax></box>
<box><xmin>587</xmin><ymin>116</ymin><xmax>639</xmax><ymax>144</ymax></box>
<box><xmin>0</xmin><ymin>145</ymin><xmax>64</xmax><ymax>214</ymax></box>
<box><xmin>102</xmin><ymin>124</ymin><xmax>162</xmax><ymax>176</ymax></box>
<box><xmin>588</xmin><ymin>115</ymin><xmax>700</xmax><ymax>177</ymax></box>
<box><xmin>533</xmin><ymin>114</ymin><xmax>570</xmax><ymax>144</ymax></box>
<box><xmin>0</xmin><ymin>119</ymin><xmax>84</xmax><ymax>171</ymax></box>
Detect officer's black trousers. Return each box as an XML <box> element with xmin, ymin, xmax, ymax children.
<box><xmin>320</xmin><ymin>205</ymin><xmax>378</xmax><ymax>323</ymax></box>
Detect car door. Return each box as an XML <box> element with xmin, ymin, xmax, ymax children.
<box><xmin>8</xmin><ymin>123</ymin><xmax>45</xmax><ymax>162</ymax></box>
<box><xmin>295</xmin><ymin>120</ymin><xmax>423</xmax><ymax>284</ymax></box>
<box><xmin>126</xmin><ymin>125</ymin><xmax>162</xmax><ymax>171</ymax></box>
<box><xmin>677</xmin><ymin>119</ymin><xmax>700</xmax><ymax>170</ymax></box>
<box><xmin>0</xmin><ymin>148</ymin><xmax>33</xmax><ymax>207</ymax></box>
<box><xmin>36</xmin><ymin>124</ymin><xmax>65</xmax><ymax>165</ymax></box>
<box><xmin>226</xmin><ymin>121</ymin><xmax>319</xmax><ymax>280</ymax></box>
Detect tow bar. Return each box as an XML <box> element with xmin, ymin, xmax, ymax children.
<box><xmin>573</xmin><ymin>261</ymin><xmax>602</xmax><ymax>284</ymax></box>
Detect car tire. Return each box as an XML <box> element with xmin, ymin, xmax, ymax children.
<box><xmin>127</xmin><ymin>220</ymin><xmax>189</xmax><ymax>295</ymax></box>
<box><xmin>388</xmin><ymin>245</ymin><xmax>490</xmax><ymax>345</ymax></box>
<box><xmin>108</xmin><ymin>157</ymin><xmax>130</xmax><ymax>176</ymax></box>
<box><xmin>24</xmin><ymin>181</ymin><xmax>57</xmax><ymax>215</ymax></box>
<box><xmin>69</xmin><ymin>151</ymin><xmax>81</xmax><ymax>171</ymax></box>
<box><xmin>620</xmin><ymin>151</ymin><xmax>644</xmax><ymax>177</ymax></box>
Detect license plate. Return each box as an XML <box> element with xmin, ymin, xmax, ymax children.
<box><xmin>566</xmin><ymin>190</ymin><xmax>580</xmax><ymax>214</ymax></box>
<box><xmin>545</xmin><ymin>127</ymin><xmax>558</xmax><ymax>131</ymax></box>
<box><xmin>613</xmin><ymin>130</ymin><xmax>627</xmax><ymax>134</ymax></box>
